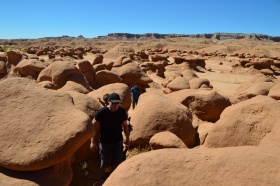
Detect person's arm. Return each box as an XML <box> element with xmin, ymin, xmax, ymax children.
<box><xmin>122</xmin><ymin>120</ymin><xmax>130</xmax><ymax>149</ymax></box>
<box><xmin>130</xmin><ymin>88</ymin><xmax>133</xmax><ymax>100</ymax></box>
<box><xmin>90</xmin><ymin>119</ymin><xmax>100</xmax><ymax>151</ymax></box>
<box><xmin>98</xmin><ymin>98</ymin><xmax>105</xmax><ymax>106</ymax></box>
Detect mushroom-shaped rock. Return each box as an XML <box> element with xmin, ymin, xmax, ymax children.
<box><xmin>152</xmin><ymin>61</ymin><xmax>167</xmax><ymax>76</ymax></box>
<box><xmin>149</xmin><ymin>131</ymin><xmax>187</xmax><ymax>150</ymax></box>
<box><xmin>93</xmin><ymin>63</ymin><xmax>106</xmax><ymax>73</ymax></box>
<box><xmin>189</xmin><ymin>78</ymin><xmax>212</xmax><ymax>89</ymax></box>
<box><xmin>250</xmin><ymin>74</ymin><xmax>277</xmax><ymax>83</ymax></box>
<box><xmin>181</xmin><ymin>69</ymin><xmax>198</xmax><ymax>81</ymax></box>
<box><xmin>130</xmin><ymin>92</ymin><xmax>195</xmax><ymax>147</ymax></box>
<box><xmin>113</xmin><ymin>55</ymin><xmax>132</xmax><ymax>67</ymax></box>
<box><xmin>95</xmin><ymin>70</ymin><xmax>122</xmax><ymax>88</ymax></box>
<box><xmin>203</xmin><ymin>96</ymin><xmax>280</xmax><ymax>148</ymax></box>
<box><xmin>66</xmin><ymin>91</ymin><xmax>102</xmax><ymax>164</ymax></box>
<box><xmin>148</xmin><ymin>54</ymin><xmax>168</xmax><ymax>62</ymax></box>
<box><xmin>268</xmin><ymin>83</ymin><xmax>280</xmax><ymax>100</ymax></box>
<box><xmin>6</xmin><ymin>50</ymin><xmax>22</xmax><ymax>68</ymax></box>
<box><xmin>58</xmin><ymin>81</ymin><xmax>89</xmax><ymax>94</ymax></box>
<box><xmin>37</xmin><ymin>60</ymin><xmax>87</xmax><ymax>89</ymax></box>
<box><xmin>166</xmin><ymin>89</ymin><xmax>231</xmax><ymax>122</ymax></box>
<box><xmin>234</xmin><ymin>81</ymin><xmax>275</xmax><ymax>100</ymax></box>
<box><xmin>77</xmin><ymin>60</ymin><xmax>95</xmax><ymax>85</ymax></box>
<box><xmin>273</xmin><ymin>59</ymin><xmax>280</xmax><ymax>68</ymax></box>
<box><xmin>104</xmin><ymin>147</ymin><xmax>280</xmax><ymax>186</ymax></box>
<box><xmin>103</xmin><ymin>61</ymin><xmax>114</xmax><ymax>70</ymax></box>
<box><xmin>0</xmin><ymin>158</ymin><xmax>72</xmax><ymax>186</ymax></box>
<box><xmin>14</xmin><ymin>59</ymin><xmax>46</xmax><ymax>79</ymax></box>
<box><xmin>166</xmin><ymin>77</ymin><xmax>190</xmax><ymax>92</ymax></box>
<box><xmin>87</xmin><ymin>83</ymin><xmax>131</xmax><ymax>110</ymax></box>
<box><xmin>0</xmin><ymin>78</ymin><xmax>94</xmax><ymax>171</ymax></box>
<box><xmin>250</xmin><ymin>58</ymin><xmax>273</xmax><ymax>69</ymax></box>
<box><xmin>183</xmin><ymin>56</ymin><xmax>206</xmax><ymax>69</ymax></box>
<box><xmin>111</xmin><ymin>61</ymin><xmax>152</xmax><ymax>85</ymax></box>
<box><xmin>66</xmin><ymin>91</ymin><xmax>102</xmax><ymax>120</ymax></box>
<box><xmin>168</xmin><ymin>56</ymin><xmax>184</xmax><ymax>64</ymax></box>
<box><xmin>260</xmin><ymin>68</ymin><xmax>274</xmax><ymax>76</ymax></box>
<box><xmin>62</xmin><ymin>74</ymin><xmax>92</xmax><ymax>93</ymax></box>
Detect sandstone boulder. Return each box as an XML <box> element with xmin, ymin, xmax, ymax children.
<box><xmin>0</xmin><ymin>77</ymin><xmax>94</xmax><ymax>171</ymax></box>
<box><xmin>249</xmin><ymin>57</ymin><xmax>273</xmax><ymax>69</ymax></box>
<box><xmin>181</xmin><ymin>69</ymin><xmax>198</xmax><ymax>81</ymax></box>
<box><xmin>148</xmin><ymin>54</ymin><xmax>168</xmax><ymax>62</ymax></box>
<box><xmin>37</xmin><ymin>60</ymin><xmax>89</xmax><ymax>89</ymax></box>
<box><xmin>0</xmin><ymin>158</ymin><xmax>72</xmax><ymax>186</ymax></box>
<box><xmin>77</xmin><ymin>60</ymin><xmax>95</xmax><ymax>85</ymax></box>
<box><xmin>14</xmin><ymin>59</ymin><xmax>46</xmax><ymax>79</ymax></box>
<box><xmin>189</xmin><ymin>77</ymin><xmax>212</xmax><ymax>89</ymax></box>
<box><xmin>6</xmin><ymin>50</ymin><xmax>22</xmax><ymax>68</ymax></box>
<box><xmin>268</xmin><ymin>83</ymin><xmax>280</xmax><ymax>100</ymax></box>
<box><xmin>93</xmin><ymin>63</ymin><xmax>106</xmax><ymax>73</ymax></box>
<box><xmin>149</xmin><ymin>131</ymin><xmax>187</xmax><ymax>150</ymax></box>
<box><xmin>196</xmin><ymin>122</ymin><xmax>215</xmax><ymax>145</ymax></box>
<box><xmin>111</xmin><ymin>61</ymin><xmax>153</xmax><ymax>85</ymax></box>
<box><xmin>37</xmin><ymin>81</ymin><xmax>57</xmax><ymax>90</ymax></box>
<box><xmin>0</xmin><ymin>61</ymin><xmax>7</xmax><ymax>75</ymax></box>
<box><xmin>234</xmin><ymin>81</ymin><xmax>275</xmax><ymax>100</ymax></box>
<box><xmin>259</xmin><ymin>118</ymin><xmax>280</xmax><ymax>148</ymax></box>
<box><xmin>113</xmin><ymin>55</ymin><xmax>132</xmax><ymax>67</ymax></box>
<box><xmin>0</xmin><ymin>52</ymin><xmax>8</xmax><ymax>62</ymax></box>
<box><xmin>203</xmin><ymin>96</ymin><xmax>280</xmax><ymax>148</ymax></box>
<box><xmin>166</xmin><ymin>77</ymin><xmax>190</xmax><ymax>92</ymax></box>
<box><xmin>168</xmin><ymin>56</ymin><xmax>184</xmax><ymax>64</ymax></box>
<box><xmin>66</xmin><ymin>91</ymin><xmax>102</xmax><ymax>120</ymax></box>
<box><xmin>87</xmin><ymin>83</ymin><xmax>131</xmax><ymax>110</ymax></box>
<box><xmin>167</xmin><ymin>89</ymin><xmax>231</xmax><ymax>122</ymax></box>
<box><xmin>260</xmin><ymin>68</ymin><xmax>274</xmax><ymax>75</ymax></box>
<box><xmin>130</xmin><ymin>92</ymin><xmax>195</xmax><ymax>147</ymax></box>
<box><xmin>104</xmin><ymin>147</ymin><xmax>280</xmax><ymax>186</ymax></box>
<box><xmin>95</xmin><ymin>70</ymin><xmax>122</xmax><ymax>88</ymax></box>
<box><xmin>183</xmin><ymin>56</ymin><xmax>206</xmax><ymax>69</ymax></box>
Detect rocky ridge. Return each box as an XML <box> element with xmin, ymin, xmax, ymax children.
<box><xmin>1</xmin><ymin>33</ymin><xmax>279</xmax><ymax>42</ymax></box>
<box><xmin>98</xmin><ymin>32</ymin><xmax>280</xmax><ymax>42</ymax></box>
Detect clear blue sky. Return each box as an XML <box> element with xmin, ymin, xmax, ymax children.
<box><xmin>1</xmin><ymin>0</ymin><xmax>279</xmax><ymax>39</ymax></box>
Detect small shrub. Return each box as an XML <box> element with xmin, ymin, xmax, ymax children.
<box><xmin>126</xmin><ymin>145</ymin><xmax>151</xmax><ymax>159</ymax></box>
<box><xmin>154</xmin><ymin>43</ymin><xmax>166</xmax><ymax>49</ymax></box>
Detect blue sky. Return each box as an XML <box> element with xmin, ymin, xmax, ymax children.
<box><xmin>1</xmin><ymin>0</ymin><xmax>279</xmax><ymax>39</ymax></box>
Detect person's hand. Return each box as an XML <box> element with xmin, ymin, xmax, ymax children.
<box><xmin>90</xmin><ymin>142</ymin><xmax>98</xmax><ymax>152</ymax></box>
<box><xmin>124</xmin><ymin>139</ymin><xmax>130</xmax><ymax>149</ymax></box>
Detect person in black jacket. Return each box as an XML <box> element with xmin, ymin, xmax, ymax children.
<box><xmin>90</xmin><ymin>93</ymin><xmax>130</xmax><ymax>178</ymax></box>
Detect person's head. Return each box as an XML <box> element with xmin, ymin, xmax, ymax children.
<box><xmin>133</xmin><ymin>82</ymin><xmax>138</xmax><ymax>88</ymax></box>
<box><xmin>103</xmin><ymin>93</ymin><xmax>110</xmax><ymax>104</ymax></box>
<box><xmin>108</xmin><ymin>93</ymin><xmax>121</xmax><ymax>111</ymax></box>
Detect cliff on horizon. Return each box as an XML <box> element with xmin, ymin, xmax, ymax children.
<box><xmin>97</xmin><ymin>32</ymin><xmax>280</xmax><ymax>42</ymax></box>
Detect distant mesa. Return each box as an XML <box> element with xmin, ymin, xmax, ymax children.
<box><xmin>39</xmin><ymin>35</ymin><xmax>84</xmax><ymax>39</ymax></box>
<box><xmin>97</xmin><ymin>32</ymin><xmax>280</xmax><ymax>42</ymax></box>
<box><xmin>1</xmin><ymin>33</ymin><xmax>280</xmax><ymax>42</ymax></box>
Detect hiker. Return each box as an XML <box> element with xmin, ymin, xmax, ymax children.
<box><xmin>90</xmin><ymin>93</ymin><xmax>130</xmax><ymax>178</ymax></box>
<box><xmin>130</xmin><ymin>83</ymin><xmax>141</xmax><ymax>109</ymax></box>
<box><xmin>98</xmin><ymin>93</ymin><xmax>109</xmax><ymax>107</ymax></box>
